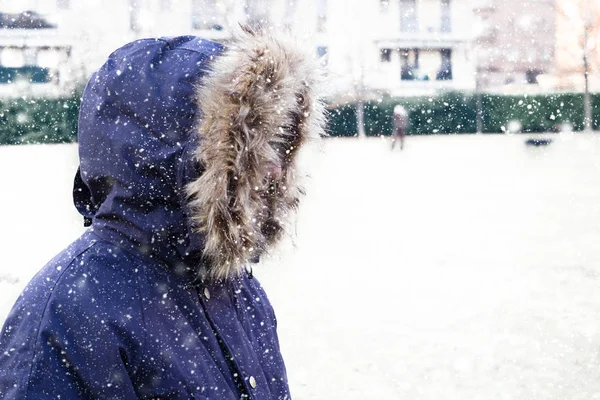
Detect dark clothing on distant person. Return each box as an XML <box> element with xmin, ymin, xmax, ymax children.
<box><xmin>392</xmin><ymin>105</ymin><xmax>408</xmax><ymax>150</ymax></box>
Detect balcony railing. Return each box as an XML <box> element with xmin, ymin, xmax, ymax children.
<box><xmin>375</xmin><ymin>26</ymin><xmax>471</xmax><ymax>48</ymax></box>
<box><xmin>376</xmin><ymin>32</ymin><xmax>469</xmax><ymax>50</ymax></box>
<box><xmin>0</xmin><ymin>28</ymin><xmax>71</xmax><ymax>49</ymax></box>
<box><xmin>367</xmin><ymin>77</ymin><xmax>472</xmax><ymax>96</ymax></box>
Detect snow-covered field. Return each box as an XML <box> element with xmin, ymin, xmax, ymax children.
<box><xmin>2</xmin><ymin>134</ymin><xmax>600</xmax><ymax>399</ymax></box>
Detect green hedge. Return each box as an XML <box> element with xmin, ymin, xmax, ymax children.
<box><xmin>328</xmin><ymin>92</ymin><xmax>600</xmax><ymax>137</ymax></box>
<box><xmin>0</xmin><ymin>94</ymin><xmax>80</xmax><ymax>145</ymax></box>
<box><xmin>0</xmin><ymin>66</ymin><xmax>52</xmax><ymax>84</ymax></box>
<box><xmin>1</xmin><ymin>91</ymin><xmax>599</xmax><ymax>145</ymax></box>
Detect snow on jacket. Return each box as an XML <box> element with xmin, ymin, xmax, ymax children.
<box><xmin>0</xmin><ymin>29</ymin><xmax>325</xmax><ymax>399</ymax></box>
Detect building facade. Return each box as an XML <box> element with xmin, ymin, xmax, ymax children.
<box><xmin>321</xmin><ymin>0</ymin><xmax>476</xmax><ymax>97</ymax></box>
<box><xmin>1</xmin><ymin>0</ymin><xmax>478</xmax><ymax>98</ymax></box>
<box><xmin>0</xmin><ymin>3</ymin><xmax>74</xmax><ymax>97</ymax></box>
<box><xmin>12</xmin><ymin>0</ymin><xmax>587</xmax><ymax>98</ymax></box>
<box><xmin>370</xmin><ymin>0</ymin><xmax>476</xmax><ymax>95</ymax></box>
<box><xmin>5</xmin><ymin>0</ymin><xmax>598</xmax><ymax>98</ymax></box>
<box><xmin>472</xmin><ymin>0</ymin><xmax>556</xmax><ymax>91</ymax></box>
<box><xmin>0</xmin><ymin>0</ymin><xmax>284</xmax><ymax>96</ymax></box>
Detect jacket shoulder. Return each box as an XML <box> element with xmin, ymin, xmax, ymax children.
<box><xmin>0</xmin><ymin>232</ymin><xmax>146</xmax><ymax>398</ymax></box>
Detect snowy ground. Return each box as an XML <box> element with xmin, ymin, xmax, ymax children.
<box><xmin>2</xmin><ymin>134</ymin><xmax>600</xmax><ymax>399</ymax></box>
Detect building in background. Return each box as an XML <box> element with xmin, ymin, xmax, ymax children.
<box><xmin>369</xmin><ymin>0</ymin><xmax>476</xmax><ymax>96</ymax></box>
<box><xmin>296</xmin><ymin>0</ymin><xmax>477</xmax><ymax>98</ymax></box>
<box><xmin>1</xmin><ymin>0</ymin><xmax>478</xmax><ymax>98</ymax></box>
<box><xmin>4</xmin><ymin>0</ymin><xmax>598</xmax><ymax>99</ymax></box>
<box><xmin>0</xmin><ymin>0</ymin><xmax>271</xmax><ymax>97</ymax></box>
<box><xmin>471</xmin><ymin>0</ymin><xmax>600</xmax><ymax>94</ymax></box>
<box><xmin>0</xmin><ymin>6</ymin><xmax>74</xmax><ymax>97</ymax></box>
<box><xmin>472</xmin><ymin>0</ymin><xmax>556</xmax><ymax>92</ymax></box>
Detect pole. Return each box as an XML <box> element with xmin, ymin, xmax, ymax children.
<box><xmin>357</xmin><ymin>100</ymin><xmax>366</xmax><ymax>138</ymax></box>
<box><xmin>476</xmin><ymin>70</ymin><xmax>483</xmax><ymax>134</ymax></box>
<box><xmin>476</xmin><ymin>91</ymin><xmax>483</xmax><ymax>134</ymax></box>
<box><xmin>474</xmin><ymin>33</ymin><xmax>483</xmax><ymax>134</ymax></box>
<box><xmin>583</xmin><ymin>23</ymin><xmax>593</xmax><ymax>132</ymax></box>
<box><xmin>356</xmin><ymin>64</ymin><xmax>366</xmax><ymax>138</ymax></box>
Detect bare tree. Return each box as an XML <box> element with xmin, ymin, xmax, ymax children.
<box><xmin>555</xmin><ymin>0</ymin><xmax>600</xmax><ymax>86</ymax></box>
<box><xmin>556</xmin><ymin>0</ymin><xmax>600</xmax><ymax>131</ymax></box>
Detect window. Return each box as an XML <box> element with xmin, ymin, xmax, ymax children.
<box><xmin>437</xmin><ymin>49</ymin><xmax>452</xmax><ymax>80</ymax></box>
<box><xmin>0</xmin><ymin>48</ymin><xmax>26</xmax><ymax>68</ymax></box>
<box><xmin>57</xmin><ymin>0</ymin><xmax>70</xmax><ymax>10</ymax></box>
<box><xmin>245</xmin><ymin>0</ymin><xmax>270</xmax><ymax>28</ymax></box>
<box><xmin>542</xmin><ymin>48</ymin><xmax>552</xmax><ymax>61</ymax></box>
<box><xmin>284</xmin><ymin>1</ymin><xmax>298</xmax><ymax>29</ymax></box>
<box><xmin>317</xmin><ymin>0</ymin><xmax>327</xmax><ymax>33</ymax></box>
<box><xmin>192</xmin><ymin>0</ymin><xmax>223</xmax><ymax>31</ymax></box>
<box><xmin>317</xmin><ymin>46</ymin><xmax>329</xmax><ymax>67</ymax></box>
<box><xmin>441</xmin><ymin>0</ymin><xmax>451</xmax><ymax>33</ymax></box>
<box><xmin>23</xmin><ymin>48</ymin><xmax>37</xmax><ymax>66</ymax></box>
<box><xmin>380</xmin><ymin>48</ymin><xmax>392</xmax><ymax>62</ymax></box>
<box><xmin>160</xmin><ymin>0</ymin><xmax>171</xmax><ymax>12</ymax></box>
<box><xmin>400</xmin><ymin>0</ymin><xmax>418</xmax><ymax>33</ymax></box>
<box><xmin>317</xmin><ymin>46</ymin><xmax>328</xmax><ymax>66</ymax></box>
<box><xmin>507</xmin><ymin>48</ymin><xmax>519</xmax><ymax>63</ymax></box>
<box><xmin>398</xmin><ymin>49</ymin><xmax>453</xmax><ymax>81</ymax></box>
<box><xmin>400</xmin><ymin>49</ymin><xmax>419</xmax><ymax>80</ymax></box>
<box><xmin>129</xmin><ymin>0</ymin><xmax>140</xmax><ymax>32</ymax></box>
<box><xmin>525</xmin><ymin>69</ymin><xmax>542</xmax><ymax>84</ymax></box>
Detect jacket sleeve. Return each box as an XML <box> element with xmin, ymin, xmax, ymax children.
<box><xmin>0</xmin><ymin>244</ymin><xmax>145</xmax><ymax>399</ymax></box>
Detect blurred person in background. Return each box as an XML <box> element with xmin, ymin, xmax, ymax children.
<box><xmin>0</xmin><ymin>27</ymin><xmax>325</xmax><ymax>399</ymax></box>
<box><xmin>391</xmin><ymin>104</ymin><xmax>408</xmax><ymax>151</ymax></box>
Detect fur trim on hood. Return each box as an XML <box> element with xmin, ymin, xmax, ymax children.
<box><xmin>187</xmin><ymin>27</ymin><xmax>326</xmax><ymax>281</ymax></box>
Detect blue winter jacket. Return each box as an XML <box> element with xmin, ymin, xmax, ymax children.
<box><xmin>0</xmin><ymin>31</ymin><xmax>325</xmax><ymax>399</ymax></box>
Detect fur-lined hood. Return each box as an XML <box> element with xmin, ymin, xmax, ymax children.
<box><xmin>188</xmin><ymin>27</ymin><xmax>326</xmax><ymax>280</ymax></box>
<box><xmin>74</xmin><ymin>30</ymin><xmax>325</xmax><ymax>281</ymax></box>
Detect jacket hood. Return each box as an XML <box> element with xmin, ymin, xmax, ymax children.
<box><xmin>74</xmin><ymin>30</ymin><xmax>325</xmax><ymax>281</ymax></box>
<box><xmin>187</xmin><ymin>27</ymin><xmax>326</xmax><ymax>280</ymax></box>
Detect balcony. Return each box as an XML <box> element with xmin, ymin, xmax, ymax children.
<box><xmin>0</xmin><ymin>11</ymin><xmax>73</xmax><ymax>96</ymax></box>
<box><xmin>367</xmin><ymin>77</ymin><xmax>472</xmax><ymax>97</ymax></box>
<box><xmin>0</xmin><ymin>11</ymin><xmax>69</xmax><ymax>50</ymax></box>
<box><xmin>0</xmin><ymin>29</ymin><xmax>71</xmax><ymax>50</ymax></box>
<box><xmin>375</xmin><ymin>22</ymin><xmax>471</xmax><ymax>50</ymax></box>
<box><xmin>376</xmin><ymin>30</ymin><xmax>469</xmax><ymax>50</ymax></box>
<box><xmin>0</xmin><ymin>11</ymin><xmax>56</xmax><ymax>30</ymax></box>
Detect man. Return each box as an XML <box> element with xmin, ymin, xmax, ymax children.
<box><xmin>391</xmin><ymin>104</ymin><xmax>408</xmax><ymax>150</ymax></box>
<box><xmin>0</xmin><ymin>27</ymin><xmax>325</xmax><ymax>399</ymax></box>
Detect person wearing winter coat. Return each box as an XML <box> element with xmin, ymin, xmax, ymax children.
<box><xmin>391</xmin><ymin>105</ymin><xmax>408</xmax><ymax>151</ymax></box>
<box><xmin>0</xmin><ymin>27</ymin><xmax>325</xmax><ymax>399</ymax></box>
